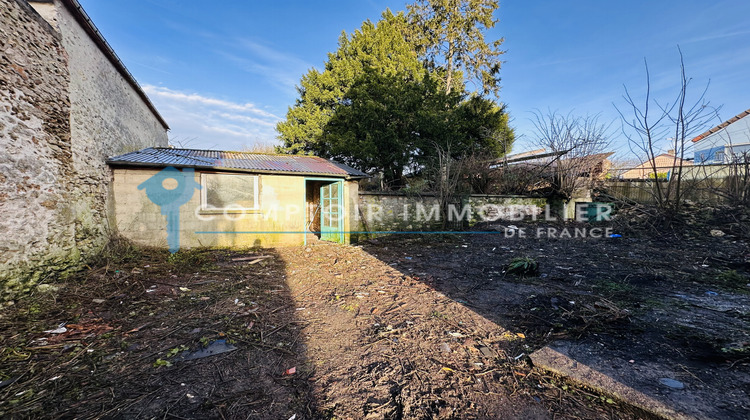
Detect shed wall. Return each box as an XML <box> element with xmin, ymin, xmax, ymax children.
<box><xmin>113</xmin><ymin>169</ymin><xmax>357</xmax><ymax>248</ymax></box>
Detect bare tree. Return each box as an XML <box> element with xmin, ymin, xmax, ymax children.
<box><xmin>616</xmin><ymin>48</ymin><xmax>718</xmax><ymax>220</ymax></box>
<box><xmin>531</xmin><ymin>110</ymin><xmax>613</xmax><ymax>202</ymax></box>
<box><xmin>242</xmin><ymin>142</ymin><xmax>279</xmax><ymax>154</ymax></box>
<box><xmin>426</xmin><ymin>143</ymin><xmax>466</xmax><ymax>229</ymax></box>
<box><xmin>723</xmin><ymin>152</ymin><xmax>750</xmax><ymax>207</ymax></box>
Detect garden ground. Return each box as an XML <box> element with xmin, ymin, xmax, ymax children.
<box><xmin>0</xmin><ymin>221</ymin><xmax>748</xmax><ymax>419</ymax></box>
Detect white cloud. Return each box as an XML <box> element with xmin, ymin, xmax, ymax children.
<box><xmin>218</xmin><ymin>38</ymin><xmax>314</xmax><ymax>95</ymax></box>
<box><xmin>144</xmin><ymin>85</ymin><xmax>280</xmax><ymax>119</ymax></box>
<box><xmin>143</xmin><ymin>84</ymin><xmax>282</xmax><ymax>150</ymax></box>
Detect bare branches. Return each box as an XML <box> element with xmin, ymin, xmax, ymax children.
<box><xmin>531</xmin><ymin>110</ymin><xmax>613</xmax><ymax>201</ymax></box>
<box><xmin>616</xmin><ymin>48</ymin><xmax>719</xmax><ymax>219</ymax></box>
<box><xmin>426</xmin><ymin>142</ymin><xmax>466</xmax><ymax>228</ymax></box>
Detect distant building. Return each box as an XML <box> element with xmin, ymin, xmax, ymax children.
<box><xmin>621</xmin><ymin>152</ymin><xmax>692</xmax><ymax>179</ymax></box>
<box><xmin>692</xmin><ymin>109</ymin><xmax>750</xmax><ymax>164</ymax></box>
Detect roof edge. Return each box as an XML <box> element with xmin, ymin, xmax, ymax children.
<box><xmin>54</xmin><ymin>0</ymin><xmax>169</xmax><ymax>130</ymax></box>
<box><xmin>692</xmin><ymin>108</ymin><xmax>750</xmax><ymax>143</ymax></box>
<box><xmin>107</xmin><ymin>160</ymin><xmax>368</xmax><ymax>180</ymax></box>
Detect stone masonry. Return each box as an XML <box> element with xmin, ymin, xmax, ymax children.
<box><xmin>0</xmin><ymin>0</ymin><xmax>168</xmax><ymax>303</ymax></box>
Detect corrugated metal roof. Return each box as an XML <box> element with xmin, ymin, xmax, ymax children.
<box><xmin>107</xmin><ymin>148</ymin><xmax>369</xmax><ymax>178</ymax></box>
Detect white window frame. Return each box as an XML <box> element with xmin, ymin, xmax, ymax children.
<box><xmin>200</xmin><ymin>173</ymin><xmax>260</xmax><ymax>212</ymax></box>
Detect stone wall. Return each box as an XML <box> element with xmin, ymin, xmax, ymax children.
<box><xmin>0</xmin><ymin>0</ymin><xmax>73</xmax><ymax>301</ymax></box>
<box><xmin>0</xmin><ymin>0</ymin><xmax>168</xmax><ymax>303</ymax></box>
<box><xmin>357</xmin><ymin>192</ymin><xmax>547</xmax><ymax>237</ymax></box>
<box><xmin>54</xmin><ymin>0</ymin><xmax>168</xmax><ymax>252</ymax></box>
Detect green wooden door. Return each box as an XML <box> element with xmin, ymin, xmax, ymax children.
<box><xmin>320</xmin><ymin>182</ymin><xmax>342</xmax><ymax>242</ymax></box>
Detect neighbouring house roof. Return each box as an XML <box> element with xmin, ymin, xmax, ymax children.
<box><xmin>621</xmin><ymin>153</ymin><xmax>692</xmax><ymax>179</ymax></box>
<box><xmin>560</xmin><ymin>152</ymin><xmax>614</xmax><ymax>167</ymax></box>
<box><xmin>504</xmin><ymin>149</ymin><xmax>547</xmax><ymax>161</ymax></box>
<box><xmin>691</xmin><ymin>108</ymin><xmax>750</xmax><ymax>143</ymax></box>
<box><xmin>108</xmin><ymin>147</ymin><xmax>370</xmax><ymax>179</ymax></box>
<box><xmin>30</xmin><ymin>0</ymin><xmax>169</xmax><ymax>130</ymax></box>
<box><xmin>491</xmin><ymin>149</ymin><xmax>566</xmax><ymax>166</ymax></box>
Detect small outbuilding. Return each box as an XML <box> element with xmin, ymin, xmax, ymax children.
<box><xmin>108</xmin><ymin>147</ymin><xmax>368</xmax><ymax>250</ymax></box>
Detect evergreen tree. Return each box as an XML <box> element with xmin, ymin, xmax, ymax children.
<box><xmin>276</xmin><ymin>5</ymin><xmax>513</xmax><ymax>187</ymax></box>
<box><xmin>276</xmin><ymin>11</ymin><xmax>422</xmax><ymax>157</ymax></box>
<box><xmin>407</xmin><ymin>0</ymin><xmax>505</xmax><ymax>97</ymax></box>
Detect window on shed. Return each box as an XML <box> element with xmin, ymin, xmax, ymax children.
<box><xmin>200</xmin><ymin>173</ymin><xmax>259</xmax><ymax>211</ymax></box>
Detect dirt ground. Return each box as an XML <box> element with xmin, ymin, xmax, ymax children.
<box><xmin>1</xmin><ymin>222</ymin><xmax>748</xmax><ymax>419</ymax></box>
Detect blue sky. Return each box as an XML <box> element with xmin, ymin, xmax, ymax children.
<box><xmin>78</xmin><ymin>0</ymin><xmax>750</xmax><ymax>157</ymax></box>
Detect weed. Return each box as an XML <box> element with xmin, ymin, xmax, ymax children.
<box><xmin>153</xmin><ymin>344</ymin><xmax>189</xmax><ymax>368</ymax></box>
<box><xmin>165</xmin><ymin>345</ymin><xmax>189</xmax><ymax>358</ymax></box>
<box><xmin>167</xmin><ymin>250</ymin><xmax>215</xmax><ymax>272</ymax></box>
<box><xmin>91</xmin><ymin>237</ymin><xmax>147</xmax><ymax>266</ymax></box>
<box><xmin>153</xmin><ymin>358</ymin><xmax>172</xmax><ymax>368</ymax></box>
<box><xmin>341</xmin><ymin>303</ymin><xmax>359</xmax><ymax>312</ymax></box>
<box><xmin>506</xmin><ymin>257</ymin><xmax>539</xmax><ymax>277</ymax></box>
<box><xmin>430</xmin><ymin>310</ymin><xmax>448</xmax><ymax>319</ymax></box>
<box><xmin>715</xmin><ymin>270</ymin><xmax>749</xmax><ymax>292</ymax></box>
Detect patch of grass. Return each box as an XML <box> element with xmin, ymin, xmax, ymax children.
<box><xmin>715</xmin><ymin>270</ymin><xmax>749</xmax><ymax>292</ymax></box>
<box><xmin>91</xmin><ymin>237</ymin><xmax>148</xmax><ymax>266</ymax></box>
<box><xmin>592</xmin><ymin>279</ymin><xmax>635</xmax><ymax>295</ymax></box>
<box><xmin>506</xmin><ymin>257</ymin><xmax>539</xmax><ymax>277</ymax></box>
<box><xmin>167</xmin><ymin>249</ymin><xmax>216</xmax><ymax>272</ymax></box>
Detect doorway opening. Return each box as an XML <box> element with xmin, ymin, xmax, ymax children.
<box><xmin>305</xmin><ymin>179</ymin><xmax>343</xmax><ymax>243</ymax></box>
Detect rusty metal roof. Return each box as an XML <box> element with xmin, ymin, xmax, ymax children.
<box><xmin>107</xmin><ymin>147</ymin><xmax>369</xmax><ymax>179</ymax></box>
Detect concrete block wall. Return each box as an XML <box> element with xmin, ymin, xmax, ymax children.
<box><xmin>357</xmin><ymin>193</ymin><xmax>443</xmax><ymax>233</ymax></box>
<box><xmin>113</xmin><ymin>169</ymin><xmax>359</xmax><ymax>249</ymax></box>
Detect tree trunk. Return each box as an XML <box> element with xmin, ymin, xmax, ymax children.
<box><xmin>445</xmin><ymin>42</ymin><xmax>454</xmax><ymax>94</ymax></box>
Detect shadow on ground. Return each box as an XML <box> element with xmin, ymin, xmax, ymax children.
<box><xmin>359</xmin><ymin>223</ymin><xmax>750</xmax><ymax>419</ymax></box>
<box><xmin>2</xmin><ymin>228</ymin><xmax>748</xmax><ymax>419</ymax></box>
<box><xmin>0</xmin><ymin>245</ymin><xmax>318</xmax><ymax>419</ymax></box>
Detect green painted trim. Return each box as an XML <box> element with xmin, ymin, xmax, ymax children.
<box><xmin>304</xmin><ymin>178</ymin><xmax>346</xmax><ymax>244</ymax></box>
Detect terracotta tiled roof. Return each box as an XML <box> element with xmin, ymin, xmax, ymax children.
<box><xmin>691</xmin><ymin>108</ymin><xmax>750</xmax><ymax>142</ymax></box>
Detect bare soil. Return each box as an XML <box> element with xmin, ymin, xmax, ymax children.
<box><xmin>1</xmin><ymin>223</ymin><xmax>748</xmax><ymax>419</ymax></box>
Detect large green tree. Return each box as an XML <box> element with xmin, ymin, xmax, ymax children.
<box><xmin>407</xmin><ymin>0</ymin><xmax>504</xmax><ymax>97</ymax></box>
<box><xmin>276</xmin><ymin>6</ymin><xmax>513</xmax><ymax>187</ymax></box>
<box><xmin>324</xmin><ymin>70</ymin><xmax>459</xmax><ymax>185</ymax></box>
<box><xmin>276</xmin><ymin>11</ymin><xmax>422</xmax><ymax>156</ymax></box>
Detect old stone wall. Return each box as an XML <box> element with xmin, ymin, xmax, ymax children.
<box><xmin>0</xmin><ymin>0</ymin><xmax>73</xmax><ymax>300</ymax></box>
<box><xmin>0</xmin><ymin>0</ymin><xmax>168</xmax><ymax>303</ymax></box>
<box><xmin>357</xmin><ymin>192</ymin><xmax>547</xmax><ymax>237</ymax></box>
<box><xmin>55</xmin><ymin>0</ymin><xmax>168</xmax><ymax>253</ymax></box>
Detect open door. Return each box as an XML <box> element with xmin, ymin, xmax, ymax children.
<box><xmin>320</xmin><ymin>181</ymin><xmax>342</xmax><ymax>243</ymax></box>
<box><xmin>305</xmin><ymin>178</ymin><xmax>344</xmax><ymax>244</ymax></box>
